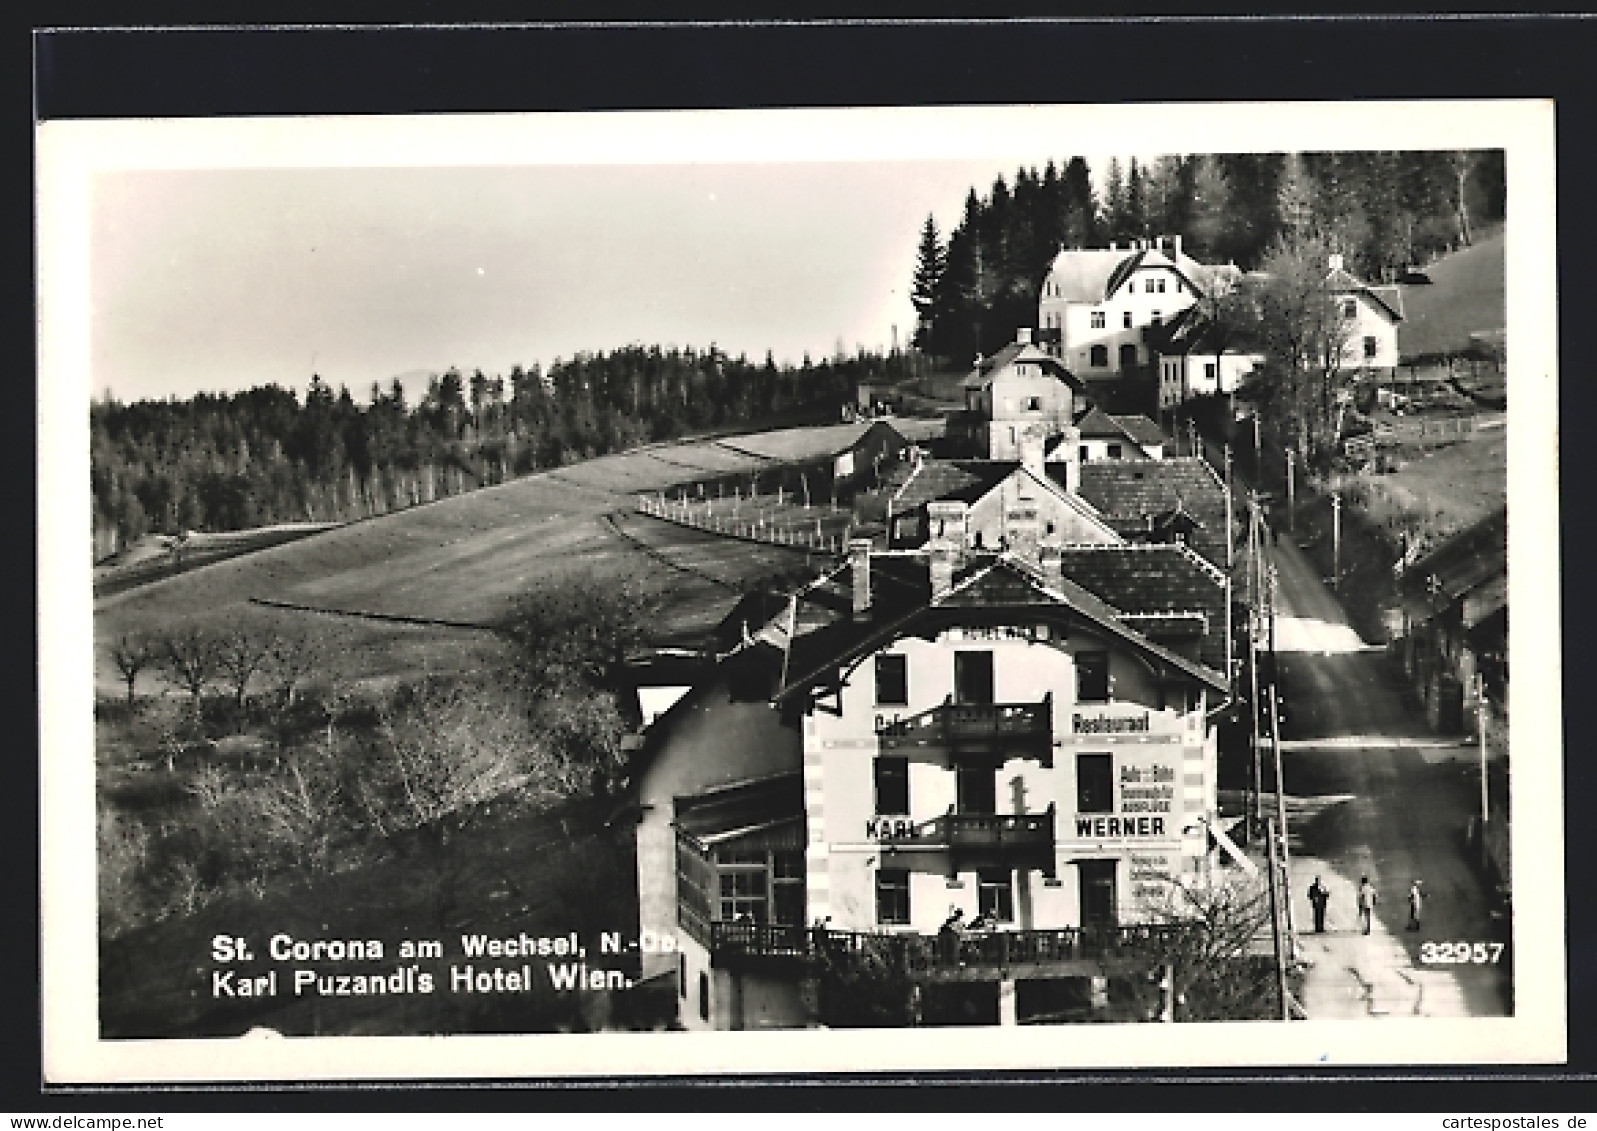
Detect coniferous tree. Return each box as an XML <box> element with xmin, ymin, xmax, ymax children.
<box><xmin>911</xmin><ymin>215</ymin><xmax>946</xmax><ymax>351</ymax></box>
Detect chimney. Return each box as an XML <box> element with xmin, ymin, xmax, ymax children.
<box><xmin>1173</xmin><ymin>234</ymin><xmax>1183</xmax><ymax>258</ymax></box>
<box><xmin>1055</xmin><ymin>424</ymin><xmax>1082</xmax><ymax>495</ymax></box>
<box><xmin>926</xmin><ymin>500</ymin><xmax>969</xmax><ymax>599</ymax></box>
<box><xmin>849</xmin><ymin>538</ymin><xmax>872</xmax><ymax>620</ymax></box>
<box><xmin>1039</xmin><ymin>543</ymin><xmax>1064</xmax><ymax>589</ymax></box>
<box><xmin>1016</xmin><ymin>327</ymin><xmax>1032</xmax><ymax>345</ymax></box>
<box><xmin>1018</xmin><ymin>425</ymin><xmax>1046</xmax><ymax>478</ymax></box>
<box><xmin>1328</xmin><ymin>253</ymin><xmax>1344</xmax><ymax>271</ymax></box>
<box><xmin>1109</xmin><ymin>240</ymin><xmax>1117</xmax><ymax>252</ymax></box>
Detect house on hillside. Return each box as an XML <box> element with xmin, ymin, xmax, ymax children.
<box><xmin>1145</xmin><ymin>305</ymin><xmax>1267</xmax><ymax>412</ymax></box>
<box><xmin>884</xmin><ymin>435</ymin><xmax>1118</xmax><ymax>553</ymax></box>
<box><xmin>1325</xmin><ymin>255</ymin><xmax>1405</xmax><ymax>375</ymax></box>
<box><xmin>623</xmin><ymin>535</ymin><xmax>1231</xmax><ymax>1030</ymax></box>
<box><xmin>1037</xmin><ymin>236</ymin><xmax>1241</xmax><ymax>413</ymax></box>
<box><xmin>1397</xmin><ymin>507</ymin><xmax>1506</xmax><ymax>733</ymax></box>
<box><xmin>1059</xmin><ymin>407</ymin><xmax>1171</xmax><ymax>462</ymax></box>
<box><xmin>953</xmin><ymin>329</ymin><xmax>1085</xmax><ymax>460</ymax></box>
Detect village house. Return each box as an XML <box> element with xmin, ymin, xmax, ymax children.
<box><xmin>1036</xmin><ymin>236</ymin><xmax>1241</xmax><ymax>412</ymax></box>
<box><xmin>621</xmin><ymin>526</ymin><xmax>1231</xmax><ymax>1030</ymax></box>
<box><xmin>1324</xmin><ymin>255</ymin><xmax>1405</xmax><ymax>375</ymax></box>
<box><xmin>1397</xmin><ymin>506</ymin><xmax>1507</xmax><ymax>733</ymax></box>
<box><xmin>1061</xmin><ymin>406</ymin><xmax>1171</xmax><ymax>462</ymax></box>
<box><xmin>953</xmin><ymin>329</ymin><xmax>1085</xmax><ymax>460</ymax></box>
<box><xmin>1145</xmin><ymin>305</ymin><xmax>1267</xmax><ymax>413</ymax></box>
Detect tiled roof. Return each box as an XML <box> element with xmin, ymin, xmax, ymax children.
<box><xmin>961</xmin><ymin>341</ymin><xmax>1076</xmax><ymax>390</ymax></box>
<box><xmin>1053</xmin><ymin>543</ymin><xmax>1227</xmax><ymax>667</ymax></box>
<box><xmin>889</xmin><ymin>459</ymin><xmax>1019</xmax><ymax>516</ymax></box>
<box><xmin>1326</xmin><ymin>267</ymin><xmax>1404</xmax><ymax>323</ymax></box>
<box><xmin>1074</xmin><ymin>406</ymin><xmax>1124</xmax><ymax>439</ymax></box>
<box><xmin>1065</xmin><ymin>458</ymin><xmax>1235</xmax><ymax>568</ymax></box>
<box><xmin>1109</xmin><ymin>415</ymin><xmax>1170</xmax><ymax>448</ymax></box>
<box><xmin>775</xmin><ymin>552</ymin><xmax>1227</xmax><ymax>702</ymax></box>
<box><xmin>1400</xmin><ymin>506</ymin><xmax>1506</xmax><ymax>622</ymax></box>
<box><xmin>675</xmin><ymin>771</ymin><xmax>804</xmax><ymax>843</ymax></box>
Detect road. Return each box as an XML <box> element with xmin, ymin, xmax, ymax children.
<box><xmin>1264</xmin><ymin>533</ymin><xmax>1511</xmax><ymax>1019</ymax></box>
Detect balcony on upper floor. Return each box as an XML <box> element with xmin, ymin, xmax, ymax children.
<box><xmin>876</xmin><ymin>696</ymin><xmax>1053</xmax><ymax>763</ymax></box>
<box><xmin>869</xmin><ymin>804</ymin><xmax>1057</xmax><ymax>873</ymax></box>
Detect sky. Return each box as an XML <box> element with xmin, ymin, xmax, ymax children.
<box><xmin>64</xmin><ymin>101</ymin><xmax>1528</xmax><ymax>405</ymax></box>
<box><xmin>90</xmin><ymin>157</ymin><xmax>1111</xmax><ymax>404</ymax></box>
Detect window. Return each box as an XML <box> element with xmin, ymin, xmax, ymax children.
<box><xmin>699</xmin><ymin>972</ymin><xmax>710</xmax><ymax>1021</ymax></box>
<box><xmin>1119</xmin><ymin>343</ymin><xmax>1138</xmax><ymax>368</ymax></box>
<box><xmin>1107</xmin><ymin>443</ymin><xmax>1123</xmax><ymax>460</ymax></box>
<box><xmin>1145</xmin><ymin>278</ymin><xmax>1157</xmax><ymax>293</ymax></box>
<box><xmin>1151</xmin><ymin>311</ymin><xmax>1162</xmax><ymax>325</ymax></box>
<box><xmin>1077</xmin><ymin>753</ymin><xmax>1114</xmax><ymax>814</ymax></box>
<box><xmin>1205</xmin><ymin>362</ymin><xmax>1218</xmax><ymax>381</ymax></box>
<box><xmin>1157</xmin><ymin>278</ymin><xmax>1167</xmax><ymax>293</ymax></box>
<box><xmin>875</xmin><ymin>756</ymin><xmax>910</xmax><ymax>815</ymax></box>
<box><xmin>1023</xmin><ymin>396</ymin><xmax>1042</xmax><ymax>412</ymax></box>
<box><xmin>875</xmin><ymin>654</ymin><xmax>908</xmax><ymax>705</ymax></box>
<box><xmin>1363</xmin><ymin>335</ymin><xmax>1378</xmax><ymax>360</ymax></box>
<box><xmin>978</xmin><ymin>870</ymin><xmax>1014</xmax><ymax>922</ymax></box>
<box><xmin>1079</xmin><ymin>445</ymin><xmax>1089</xmax><ymax>462</ymax></box>
<box><xmin>956</xmin><ymin>761</ymin><xmax>997</xmax><ymax>814</ymax></box>
<box><xmin>1076</xmin><ymin>650</ymin><xmax>1109</xmax><ymax>702</ymax></box>
<box><xmin>772</xmin><ymin>851</ymin><xmax>806</xmax><ymax>927</ymax></box>
<box><xmin>1343</xmin><ymin>299</ymin><xmax>1358</xmax><ymax>319</ymax></box>
<box><xmin>1090</xmin><ymin>345</ymin><xmax>1109</xmax><ymax>368</ymax></box>
<box><xmin>954</xmin><ymin>651</ymin><xmax>995</xmax><ymax>705</ymax></box>
<box><xmin>1091</xmin><ymin>310</ymin><xmax>1106</xmax><ymax>329</ymax></box>
<box><xmin>876</xmin><ymin>869</ymin><xmax>911</xmax><ymax>925</ymax></box>
<box><xmin>1123</xmin><ymin>311</ymin><xmax>1134</xmax><ymax>329</ymax></box>
<box><xmin>718</xmin><ymin>867</ymin><xmax>768</xmax><ymax>924</ymax></box>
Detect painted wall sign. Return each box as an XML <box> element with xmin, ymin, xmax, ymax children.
<box><xmin>865</xmin><ymin>816</ymin><xmax>917</xmax><ymax>839</ymax></box>
<box><xmin>1073</xmin><ymin>711</ymin><xmax>1151</xmax><ymax>734</ymax></box>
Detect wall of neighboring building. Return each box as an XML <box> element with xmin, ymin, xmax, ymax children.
<box><xmin>963</xmin><ymin>470</ymin><xmax>1119</xmax><ymax>551</ymax></box>
<box><xmin>633</xmin><ymin>671</ymin><xmax>802</xmax><ymax>984</ymax></box>
<box><xmin>803</xmin><ymin>623</ymin><xmax>1211</xmax><ymax>937</ymax></box>
<box><xmin>1160</xmin><ymin>353</ymin><xmax>1264</xmax><ymax>409</ymax></box>
<box><xmin>1078</xmin><ymin>436</ymin><xmax>1150</xmax><ymax>463</ymax></box>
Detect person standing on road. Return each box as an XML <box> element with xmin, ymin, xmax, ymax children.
<box><xmin>1407</xmin><ymin>880</ymin><xmax>1425</xmax><ymax>931</ymax></box>
<box><xmin>1357</xmin><ymin>876</ymin><xmax>1378</xmax><ymax>934</ymax></box>
<box><xmin>1308</xmin><ymin>876</ymin><xmax>1331</xmax><ymax>933</ymax></box>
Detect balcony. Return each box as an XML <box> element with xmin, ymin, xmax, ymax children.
<box><xmin>877</xmin><ymin>698</ymin><xmax>1053</xmax><ymax>761</ymax></box>
<box><xmin>867</xmin><ymin>806</ymin><xmax>1056</xmax><ymax>871</ymax></box>
<box><xmin>710</xmin><ymin>920</ymin><xmax>1189</xmax><ymax>981</ymax></box>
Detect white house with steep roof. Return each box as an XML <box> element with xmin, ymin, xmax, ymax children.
<box><xmin>1037</xmin><ymin>236</ymin><xmax>1239</xmax><ymax>393</ymax></box>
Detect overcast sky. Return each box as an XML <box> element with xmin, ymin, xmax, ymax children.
<box><xmin>90</xmin><ymin>158</ymin><xmax>1112</xmax><ymax>403</ymax></box>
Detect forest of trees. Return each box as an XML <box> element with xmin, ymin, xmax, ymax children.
<box><xmin>912</xmin><ymin>150</ymin><xmax>1507</xmax><ymax>366</ymax></box>
<box><xmin>92</xmin><ymin>346</ymin><xmax>917</xmax><ymax>554</ymax></box>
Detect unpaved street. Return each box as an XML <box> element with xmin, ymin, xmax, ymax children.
<box><xmin>1267</xmin><ymin>534</ymin><xmax>1511</xmax><ymax>1018</ymax></box>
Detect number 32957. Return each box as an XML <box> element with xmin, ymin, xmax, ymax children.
<box><xmin>1420</xmin><ymin>941</ymin><xmax>1505</xmax><ymax>964</ymax></box>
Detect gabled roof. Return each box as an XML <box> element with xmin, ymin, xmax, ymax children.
<box><xmin>674</xmin><ymin>771</ymin><xmax>804</xmax><ymax>845</ymax></box>
<box><xmin>1109</xmin><ymin>415</ymin><xmax>1169</xmax><ymax>449</ymax></box>
<box><xmin>1045</xmin><ymin>245</ymin><xmax>1232</xmax><ymax>306</ymax></box>
<box><xmin>1147</xmin><ymin>304</ymin><xmax>1266</xmax><ymax>358</ymax></box>
<box><xmin>890</xmin><ymin>459</ymin><xmax>1019</xmax><ymax>516</ymax></box>
<box><xmin>1326</xmin><ymin>267</ymin><xmax>1405</xmax><ymax>323</ymax></box>
<box><xmin>962</xmin><ymin>341</ymin><xmax>1079</xmax><ymax>390</ymax></box>
<box><xmin>1063</xmin><ymin>457</ymin><xmax>1235</xmax><ymax>568</ymax></box>
<box><xmin>774</xmin><ymin>552</ymin><xmax>1228</xmax><ymax>704</ymax></box>
<box><xmin>1400</xmin><ymin>506</ymin><xmax>1507</xmax><ymax>618</ymax></box>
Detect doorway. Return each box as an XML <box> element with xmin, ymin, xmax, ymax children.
<box><xmin>1078</xmin><ymin>859</ymin><xmax>1118</xmax><ymax>937</ymax></box>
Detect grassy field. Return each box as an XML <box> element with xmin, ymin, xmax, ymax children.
<box><xmin>93</xmin><ymin>423</ymin><xmax>931</xmax><ymax>697</ymax></box>
<box><xmin>1397</xmin><ymin>226</ymin><xmax>1506</xmax><ymax>361</ymax></box>
<box><xmin>1345</xmin><ymin>419</ymin><xmax>1507</xmax><ymax>544</ymax></box>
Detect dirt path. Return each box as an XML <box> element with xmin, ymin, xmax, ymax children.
<box><xmin>1267</xmin><ymin>537</ymin><xmax>1511</xmax><ymax>1019</ymax></box>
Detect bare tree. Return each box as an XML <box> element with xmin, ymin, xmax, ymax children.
<box><xmin>109</xmin><ymin>631</ymin><xmax>155</xmax><ymax>706</ymax></box>
<box><xmin>262</xmin><ymin>627</ymin><xmax>325</xmax><ymax>709</ymax></box>
<box><xmin>159</xmin><ymin>625</ymin><xmax>223</xmax><ymax>721</ymax></box>
<box><xmin>216</xmin><ymin>624</ymin><xmax>276</xmax><ymax>717</ymax></box>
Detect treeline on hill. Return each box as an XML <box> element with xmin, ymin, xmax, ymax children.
<box><xmin>92</xmin><ymin>346</ymin><xmax>916</xmax><ymax>554</ymax></box>
<box><xmin>912</xmin><ymin>150</ymin><xmax>1506</xmax><ymax>366</ymax></box>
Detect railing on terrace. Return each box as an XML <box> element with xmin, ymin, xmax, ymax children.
<box><xmin>877</xmin><ymin>698</ymin><xmax>1052</xmax><ymax>751</ymax></box>
<box><xmin>875</xmin><ymin>806</ymin><xmax>1056</xmax><ymax>851</ymax></box>
<box><xmin>709</xmin><ymin>920</ymin><xmax>1188</xmax><ymax>973</ymax></box>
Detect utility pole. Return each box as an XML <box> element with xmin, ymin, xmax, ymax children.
<box><xmin>1266</xmin><ymin>818</ymin><xmax>1290</xmax><ymax>1022</ymax></box>
<box><xmin>1270</xmin><ymin>682</ymin><xmax>1296</xmax><ymax>945</ymax></box>
<box><xmin>1477</xmin><ymin>671</ymin><xmax>1490</xmax><ymax>825</ymax></box>
<box><xmin>1331</xmin><ymin>491</ymin><xmax>1342</xmax><ymax>592</ymax></box>
<box><xmin>1224</xmin><ymin>443</ymin><xmax>1234</xmax><ymax>695</ymax></box>
<box><xmin>1248</xmin><ymin>494</ymin><xmax>1263</xmax><ymax>843</ymax></box>
<box><xmin>1285</xmin><ymin>448</ymin><xmax>1296</xmax><ymax>534</ymax></box>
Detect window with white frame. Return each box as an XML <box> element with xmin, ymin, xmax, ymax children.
<box><xmin>1091</xmin><ymin>310</ymin><xmax>1106</xmax><ymax>329</ymax></box>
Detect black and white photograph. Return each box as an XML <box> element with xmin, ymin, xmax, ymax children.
<box><xmin>38</xmin><ymin>93</ymin><xmax>1562</xmax><ymax>1081</ymax></box>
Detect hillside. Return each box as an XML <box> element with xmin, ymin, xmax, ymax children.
<box><xmin>1396</xmin><ymin>226</ymin><xmax>1506</xmax><ymax>361</ymax></box>
<box><xmin>93</xmin><ymin>420</ymin><xmax>942</xmax><ymax>696</ymax></box>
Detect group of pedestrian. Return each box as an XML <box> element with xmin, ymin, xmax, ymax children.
<box><xmin>1304</xmin><ymin>875</ymin><xmax>1426</xmax><ymax>934</ymax></box>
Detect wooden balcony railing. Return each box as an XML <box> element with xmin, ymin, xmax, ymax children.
<box><xmin>709</xmin><ymin>920</ymin><xmax>1188</xmax><ymax>974</ymax></box>
<box><xmin>877</xmin><ymin>698</ymin><xmax>1052</xmax><ymax>754</ymax></box>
